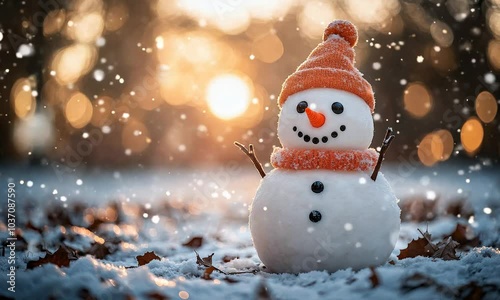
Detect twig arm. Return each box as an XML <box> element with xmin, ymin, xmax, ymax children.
<box><xmin>234</xmin><ymin>142</ymin><xmax>266</xmax><ymax>178</ymax></box>
<box><xmin>371</xmin><ymin>127</ymin><xmax>395</xmax><ymax>181</ymax></box>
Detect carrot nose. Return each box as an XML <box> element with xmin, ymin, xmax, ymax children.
<box><xmin>305</xmin><ymin>107</ymin><xmax>325</xmax><ymax>128</ymax></box>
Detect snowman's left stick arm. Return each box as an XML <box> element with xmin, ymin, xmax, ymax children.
<box><xmin>370</xmin><ymin>127</ymin><xmax>395</xmax><ymax>181</ymax></box>
<box><xmin>234</xmin><ymin>142</ymin><xmax>266</xmax><ymax>178</ymax></box>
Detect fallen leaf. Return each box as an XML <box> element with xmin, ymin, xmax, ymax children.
<box><xmin>223</xmin><ymin>277</ymin><xmax>239</xmax><ymax>284</ymax></box>
<box><xmin>89</xmin><ymin>242</ymin><xmax>112</xmax><ymax>259</ymax></box>
<box><xmin>222</xmin><ymin>255</ymin><xmax>239</xmax><ymax>263</ymax></box>
<box><xmin>78</xmin><ymin>288</ymin><xmax>97</xmax><ymax>300</ymax></box>
<box><xmin>432</xmin><ymin>237</ymin><xmax>459</xmax><ymax>260</ymax></box>
<box><xmin>194</xmin><ymin>251</ymin><xmax>227</xmax><ymax>276</ymax></box>
<box><xmin>256</xmin><ymin>281</ymin><xmax>272</xmax><ymax>300</ymax></box>
<box><xmin>146</xmin><ymin>292</ymin><xmax>169</xmax><ymax>300</ymax></box>
<box><xmin>398</xmin><ymin>230</ymin><xmax>434</xmax><ymax>260</ymax></box>
<box><xmin>195</xmin><ymin>250</ymin><xmax>214</xmax><ymax>267</ymax></box>
<box><xmin>136</xmin><ymin>251</ymin><xmax>161</xmax><ymax>266</ymax></box>
<box><xmin>183</xmin><ymin>236</ymin><xmax>203</xmax><ymax>248</ymax></box>
<box><xmin>445</xmin><ymin>199</ymin><xmax>474</xmax><ymax>219</ymax></box>
<box><xmin>450</xmin><ymin>224</ymin><xmax>480</xmax><ymax>249</ymax></box>
<box><xmin>399</xmin><ymin>227</ymin><xmax>463</xmax><ymax>261</ymax></box>
<box><xmin>400</xmin><ymin>196</ymin><xmax>438</xmax><ymax>222</ymax></box>
<box><xmin>369</xmin><ymin>267</ymin><xmax>380</xmax><ymax>288</ymax></box>
<box><xmin>203</xmin><ymin>266</ymin><xmax>216</xmax><ymax>280</ymax></box>
<box><xmin>401</xmin><ymin>273</ymin><xmax>453</xmax><ymax>296</ymax></box>
<box><xmin>27</xmin><ymin>246</ymin><xmax>75</xmax><ymax>269</ymax></box>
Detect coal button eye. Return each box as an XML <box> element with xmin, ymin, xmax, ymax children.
<box><xmin>309</xmin><ymin>210</ymin><xmax>322</xmax><ymax>223</ymax></box>
<box><xmin>331</xmin><ymin>102</ymin><xmax>344</xmax><ymax>114</ymax></box>
<box><xmin>311</xmin><ymin>181</ymin><xmax>324</xmax><ymax>193</ymax></box>
<box><xmin>297</xmin><ymin>101</ymin><xmax>308</xmax><ymax>113</ymax></box>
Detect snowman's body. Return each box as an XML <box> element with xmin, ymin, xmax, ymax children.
<box><xmin>248</xmin><ymin>88</ymin><xmax>401</xmax><ymax>273</ymax></box>
<box><xmin>244</xmin><ymin>21</ymin><xmax>401</xmax><ymax>273</ymax></box>
<box><xmin>250</xmin><ymin>169</ymin><xmax>399</xmax><ymax>273</ymax></box>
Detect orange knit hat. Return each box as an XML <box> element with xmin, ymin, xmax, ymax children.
<box><xmin>277</xmin><ymin>20</ymin><xmax>375</xmax><ymax>112</ymax></box>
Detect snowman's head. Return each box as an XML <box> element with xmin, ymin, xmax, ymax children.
<box><xmin>277</xmin><ymin>88</ymin><xmax>373</xmax><ymax>150</ymax></box>
<box><xmin>276</xmin><ymin>20</ymin><xmax>376</xmax><ymax>150</ymax></box>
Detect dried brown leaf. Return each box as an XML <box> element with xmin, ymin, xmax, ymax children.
<box><xmin>203</xmin><ymin>266</ymin><xmax>216</xmax><ymax>280</ymax></box>
<box><xmin>400</xmin><ymin>196</ymin><xmax>438</xmax><ymax>222</ymax></box>
<box><xmin>27</xmin><ymin>246</ymin><xmax>75</xmax><ymax>269</ymax></box>
<box><xmin>256</xmin><ymin>281</ymin><xmax>272</xmax><ymax>300</ymax></box>
<box><xmin>445</xmin><ymin>199</ymin><xmax>474</xmax><ymax>219</ymax></box>
<box><xmin>222</xmin><ymin>255</ymin><xmax>239</xmax><ymax>263</ymax></box>
<box><xmin>195</xmin><ymin>250</ymin><xmax>214</xmax><ymax>267</ymax></box>
<box><xmin>89</xmin><ymin>242</ymin><xmax>112</xmax><ymax>259</ymax></box>
<box><xmin>398</xmin><ymin>236</ymin><xmax>434</xmax><ymax>260</ymax></box>
<box><xmin>146</xmin><ymin>292</ymin><xmax>170</xmax><ymax>300</ymax></box>
<box><xmin>183</xmin><ymin>236</ymin><xmax>203</xmax><ymax>248</ymax></box>
<box><xmin>223</xmin><ymin>277</ymin><xmax>239</xmax><ymax>284</ymax></box>
<box><xmin>432</xmin><ymin>237</ymin><xmax>459</xmax><ymax>260</ymax></box>
<box><xmin>369</xmin><ymin>266</ymin><xmax>380</xmax><ymax>288</ymax></box>
<box><xmin>136</xmin><ymin>251</ymin><xmax>161</xmax><ymax>266</ymax></box>
<box><xmin>450</xmin><ymin>224</ymin><xmax>480</xmax><ymax>249</ymax></box>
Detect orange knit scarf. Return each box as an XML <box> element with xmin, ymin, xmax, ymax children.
<box><xmin>271</xmin><ymin>147</ymin><xmax>378</xmax><ymax>171</ymax></box>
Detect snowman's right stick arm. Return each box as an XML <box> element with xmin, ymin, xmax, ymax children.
<box><xmin>234</xmin><ymin>142</ymin><xmax>266</xmax><ymax>178</ymax></box>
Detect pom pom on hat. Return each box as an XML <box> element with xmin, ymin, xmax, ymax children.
<box><xmin>277</xmin><ymin>20</ymin><xmax>375</xmax><ymax>113</ymax></box>
<box><xmin>323</xmin><ymin>20</ymin><xmax>358</xmax><ymax>47</ymax></box>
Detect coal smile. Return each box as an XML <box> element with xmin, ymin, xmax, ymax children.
<box><xmin>292</xmin><ymin>125</ymin><xmax>346</xmax><ymax>144</ymax></box>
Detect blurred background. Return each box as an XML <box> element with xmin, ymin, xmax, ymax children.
<box><xmin>1</xmin><ymin>4</ymin><xmax>500</xmax><ymax>298</ymax></box>
<box><xmin>0</xmin><ymin>0</ymin><xmax>499</xmax><ymax>171</ymax></box>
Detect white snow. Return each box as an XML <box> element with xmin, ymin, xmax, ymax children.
<box><xmin>0</xmin><ymin>164</ymin><xmax>499</xmax><ymax>299</ymax></box>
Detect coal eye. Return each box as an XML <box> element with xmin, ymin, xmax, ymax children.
<box><xmin>296</xmin><ymin>101</ymin><xmax>308</xmax><ymax>113</ymax></box>
<box><xmin>331</xmin><ymin>102</ymin><xmax>344</xmax><ymax>114</ymax></box>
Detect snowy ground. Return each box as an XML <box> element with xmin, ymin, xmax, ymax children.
<box><xmin>0</xmin><ymin>162</ymin><xmax>499</xmax><ymax>299</ymax></box>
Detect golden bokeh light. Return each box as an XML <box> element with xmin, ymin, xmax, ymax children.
<box><xmin>43</xmin><ymin>10</ymin><xmax>66</xmax><ymax>36</ymax></box>
<box><xmin>105</xmin><ymin>2</ymin><xmax>129</xmax><ymax>32</ymax></box>
<box><xmin>487</xmin><ymin>39</ymin><xmax>500</xmax><ymax>70</ymax></box>
<box><xmin>298</xmin><ymin>1</ymin><xmax>336</xmax><ymax>39</ymax></box>
<box><xmin>206</xmin><ymin>74</ymin><xmax>252</xmax><ymax>120</ymax></box>
<box><xmin>11</xmin><ymin>77</ymin><xmax>36</xmax><ymax>119</ymax></box>
<box><xmin>122</xmin><ymin>119</ymin><xmax>151</xmax><ymax>154</ymax></box>
<box><xmin>65</xmin><ymin>13</ymin><xmax>105</xmax><ymax>43</ymax></box>
<box><xmin>51</xmin><ymin>44</ymin><xmax>97</xmax><ymax>85</ymax></box>
<box><xmin>418</xmin><ymin>129</ymin><xmax>454</xmax><ymax>166</ymax></box>
<box><xmin>245</xmin><ymin>0</ymin><xmax>294</xmax><ymax>21</ymax></box>
<box><xmin>344</xmin><ymin>0</ymin><xmax>401</xmax><ymax>27</ymax></box>
<box><xmin>461</xmin><ymin>117</ymin><xmax>484</xmax><ymax>155</ymax></box>
<box><xmin>475</xmin><ymin>91</ymin><xmax>498</xmax><ymax>123</ymax></box>
<box><xmin>487</xmin><ymin>9</ymin><xmax>500</xmax><ymax>38</ymax></box>
<box><xmin>404</xmin><ymin>82</ymin><xmax>433</xmax><ymax>118</ymax></box>
<box><xmin>434</xmin><ymin>129</ymin><xmax>454</xmax><ymax>161</ymax></box>
<box><xmin>430</xmin><ymin>21</ymin><xmax>454</xmax><ymax>47</ymax></box>
<box><xmin>252</xmin><ymin>33</ymin><xmax>284</xmax><ymax>63</ymax></box>
<box><xmin>13</xmin><ymin>113</ymin><xmax>54</xmax><ymax>154</ymax></box>
<box><xmin>418</xmin><ymin>132</ymin><xmax>442</xmax><ymax>167</ymax></box>
<box><xmin>65</xmin><ymin>92</ymin><xmax>94</xmax><ymax>128</ymax></box>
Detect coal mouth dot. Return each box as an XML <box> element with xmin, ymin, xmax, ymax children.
<box><xmin>293</xmin><ymin>126</ymin><xmax>342</xmax><ymax>144</ymax></box>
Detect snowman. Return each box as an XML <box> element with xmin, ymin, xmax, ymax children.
<box><xmin>235</xmin><ymin>20</ymin><xmax>400</xmax><ymax>273</ymax></box>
